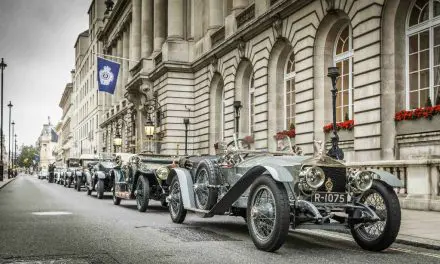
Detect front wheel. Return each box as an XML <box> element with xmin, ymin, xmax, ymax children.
<box><xmin>66</xmin><ymin>178</ymin><xmax>71</xmax><ymax>188</ymax></box>
<box><xmin>169</xmin><ymin>176</ymin><xmax>187</xmax><ymax>223</ymax></box>
<box><xmin>113</xmin><ymin>179</ymin><xmax>121</xmax><ymax>205</ymax></box>
<box><xmin>136</xmin><ymin>176</ymin><xmax>150</xmax><ymax>212</ymax></box>
<box><xmin>76</xmin><ymin>177</ymin><xmax>82</xmax><ymax>192</ymax></box>
<box><xmin>247</xmin><ymin>175</ymin><xmax>290</xmax><ymax>252</ymax></box>
<box><xmin>350</xmin><ymin>181</ymin><xmax>401</xmax><ymax>251</ymax></box>
<box><xmin>96</xmin><ymin>180</ymin><xmax>104</xmax><ymax>199</ymax></box>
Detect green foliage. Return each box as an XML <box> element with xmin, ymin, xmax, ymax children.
<box><xmin>426</xmin><ymin>96</ymin><xmax>433</xmax><ymax>107</ymax></box>
<box><xmin>436</xmin><ymin>93</ymin><xmax>440</xmax><ymax>106</ymax></box>
<box><xmin>17</xmin><ymin>145</ymin><xmax>38</xmax><ymax>168</ymax></box>
<box><xmin>344</xmin><ymin>112</ymin><xmax>350</xmax><ymax>121</ymax></box>
<box><xmin>289</xmin><ymin>123</ymin><xmax>295</xmax><ymax>130</ymax></box>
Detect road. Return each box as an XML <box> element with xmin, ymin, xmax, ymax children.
<box><xmin>0</xmin><ymin>175</ymin><xmax>439</xmax><ymax>264</ymax></box>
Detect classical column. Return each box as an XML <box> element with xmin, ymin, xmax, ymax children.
<box><xmin>209</xmin><ymin>0</ymin><xmax>223</xmax><ymax>30</ymax></box>
<box><xmin>154</xmin><ymin>0</ymin><xmax>167</xmax><ymax>51</ymax></box>
<box><xmin>141</xmin><ymin>0</ymin><xmax>154</xmax><ymax>58</ymax></box>
<box><xmin>131</xmin><ymin>0</ymin><xmax>141</xmax><ymax>65</ymax></box>
<box><xmin>117</xmin><ymin>37</ymin><xmax>123</xmax><ymax>100</ymax></box>
<box><xmin>232</xmin><ymin>0</ymin><xmax>248</xmax><ymax>13</ymax></box>
<box><xmin>167</xmin><ymin>0</ymin><xmax>184</xmax><ymax>39</ymax></box>
<box><xmin>122</xmin><ymin>28</ymin><xmax>129</xmax><ymax>89</ymax></box>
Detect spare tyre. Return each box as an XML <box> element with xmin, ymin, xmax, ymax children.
<box><xmin>194</xmin><ymin>159</ymin><xmax>219</xmax><ymax>210</ymax></box>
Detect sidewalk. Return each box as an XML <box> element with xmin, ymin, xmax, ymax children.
<box><xmin>398</xmin><ymin>209</ymin><xmax>440</xmax><ymax>250</ymax></box>
<box><xmin>0</xmin><ymin>176</ymin><xmax>16</xmax><ymax>190</ymax></box>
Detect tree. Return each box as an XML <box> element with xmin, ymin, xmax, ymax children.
<box><xmin>17</xmin><ymin>145</ymin><xmax>38</xmax><ymax>168</ymax></box>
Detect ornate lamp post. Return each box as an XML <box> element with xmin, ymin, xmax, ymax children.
<box><xmin>327</xmin><ymin>67</ymin><xmax>344</xmax><ymax>160</ymax></box>
<box><xmin>144</xmin><ymin>120</ymin><xmax>155</xmax><ymax>153</ymax></box>
<box><xmin>113</xmin><ymin>130</ymin><xmax>122</xmax><ymax>153</ymax></box>
<box><xmin>233</xmin><ymin>100</ymin><xmax>242</xmax><ymax>134</ymax></box>
<box><xmin>7</xmin><ymin>101</ymin><xmax>12</xmax><ymax>178</ymax></box>
<box><xmin>183</xmin><ymin>118</ymin><xmax>190</xmax><ymax>155</ymax></box>
<box><xmin>0</xmin><ymin>58</ymin><xmax>7</xmax><ymax>181</ymax></box>
<box><xmin>104</xmin><ymin>0</ymin><xmax>115</xmax><ymax>14</ymax></box>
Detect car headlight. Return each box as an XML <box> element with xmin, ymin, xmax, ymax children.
<box><xmin>300</xmin><ymin>166</ymin><xmax>325</xmax><ymax>189</ymax></box>
<box><xmin>156</xmin><ymin>167</ymin><xmax>170</xmax><ymax>180</ymax></box>
<box><xmin>350</xmin><ymin>171</ymin><xmax>373</xmax><ymax>192</ymax></box>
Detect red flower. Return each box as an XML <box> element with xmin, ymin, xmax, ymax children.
<box><xmin>323</xmin><ymin>120</ymin><xmax>354</xmax><ymax>133</ymax></box>
<box><xmin>394</xmin><ymin>104</ymin><xmax>440</xmax><ymax>122</ymax></box>
<box><xmin>243</xmin><ymin>135</ymin><xmax>254</xmax><ymax>144</ymax></box>
<box><xmin>274</xmin><ymin>128</ymin><xmax>296</xmax><ymax>139</ymax></box>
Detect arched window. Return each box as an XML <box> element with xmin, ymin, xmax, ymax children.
<box><xmin>249</xmin><ymin>74</ymin><xmax>255</xmax><ymax>134</ymax></box>
<box><xmin>334</xmin><ymin>24</ymin><xmax>353</xmax><ymax>122</ymax></box>
<box><xmin>407</xmin><ymin>0</ymin><xmax>440</xmax><ymax>109</ymax></box>
<box><xmin>284</xmin><ymin>52</ymin><xmax>295</xmax><ymax>129</ymax></box>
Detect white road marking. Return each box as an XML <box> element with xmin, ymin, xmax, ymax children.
<box><xmin>32</xmin><ymin>211</ymin><xmax>72</xmax><ymax>216</ymax></box>
<box><xmin>388</xmin><ymin>247</ymin><xmax>440</xmax><ymax>259</ymax></box>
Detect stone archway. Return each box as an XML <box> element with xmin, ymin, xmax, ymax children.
<box><xmin>234</xmin><ymin>59</ymin><xmax>253</xmax><ymax>135</ymax></box>
<box><xmin>267</xmin><ymin>39</ymin><xmax>292</xmax><ymax>151</ymax></box>
<box><xmin>209</xmin><ymin>73</ymin><xmax>225</xmax><ymax>154</ymax></box>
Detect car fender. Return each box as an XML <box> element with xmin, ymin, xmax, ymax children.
<box><xmin>367</xmin><ymin>169</ymin><xmax>404</xmax><ymax>188</ymax></box>
<box><xmin>169</xmin><ymin>168</ymin><xmax>196</xmax><ymax>209</ymax></box>
<box><xmin>75</xmin><ymin>171</ymin><xmax>82</xmax><ymax>177</ymax></box>
<box><xmin>261</xmin><ymin>163</ymin><xmax>294</xmax><ymax>182</ymax></box>
<box><xmin>96</xmin><ymin>171</ymin><xmax>106</xmax><ymax>180</ymax></box>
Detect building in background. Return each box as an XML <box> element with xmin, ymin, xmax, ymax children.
<box><xmin>71</xmin><ymin>0</ymin><xmax>109</xmax><ymax>158</ymax></box>
<box><xmin>58</xmin><ymin>77</ymin><xmax>74</xmax><ymax>164</ymax></box>
<box><xmin>36</xmin><ymin>120</ymin><xmax>58</xmax><ymax>171</ymax></box>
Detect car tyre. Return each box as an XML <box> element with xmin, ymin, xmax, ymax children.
<box><xmin>96</xmin><ymin>179</ymin><xmax>105</xmax><ymax>199</ymax></box>
<box><xmin>247</xmin><ymin>175</ymin><xmax>290</xmax><ymax>252</ymax></box>
<box><xmin>136</xmin><ymin>176</ymin><xmax>149</xmax><ymax>212</ymax></box>
<box><xmin>350</xmin><ymin>181</ymin><xmax>401</xmax><ymax>251</ymax></box>
<box><xmin>194</xmin><ymin>159</ymin><xmax>218</xmax><ymax>210</ymax></box>
<box><xmin>76</xmin><ymin>177</ymin><xmax>82</xmax><ymax>192</ymax></box>
<box><xmin>169</xmin><ymin>176</ymin><xmax>187</xmax><ymax>223</ymax></box>
<box><xmin>66</xmin><ymin>178</ymin><xmax>71</xmax><ymax>188</ymax></box>
<box><xmin>113</xmin><ymin>180</ymin><xmax>121</xmax><ymax>205</ymax></box>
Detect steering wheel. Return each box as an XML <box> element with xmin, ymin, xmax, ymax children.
<box><xmin>225</xmin><ymin>139</ymin><xmax>251</xmax><ymax>163</ymax></box>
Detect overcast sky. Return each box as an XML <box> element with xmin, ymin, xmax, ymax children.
<box><xmin>0</xmin><ymin>0</ymin><xmax>90</xmax><ymax>147</ymax></box>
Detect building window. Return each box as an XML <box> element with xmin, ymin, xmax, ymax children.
<box><xmin>284</xmin><ymin>52</ymin><xmax>295</xmax><ymax>129</ymax></box>
<box><xmin>249</xmin><ymin>74</ymin><xmax>255</xmax><ymax>134</ymax></box>
<box><xmin>220</xmin><ymin>89</ymin><xmax>225</xmax><ymax>140</ymax></box>
<box><xmin>407</xmin><ymin>0</ymin><xmax>440</xmax><ymax>109</ymax></box>
<box><xmin>334</xmin><ymin>24</ymin><xmax>353</xmax><ymax>122</ymax></box>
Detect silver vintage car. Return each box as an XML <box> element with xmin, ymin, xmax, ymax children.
<box><xmin>166</xmin><ymin>135</ymin><xmax>402</xmax><ymax>252</ymax></box>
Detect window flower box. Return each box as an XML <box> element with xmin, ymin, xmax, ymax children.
<box><xmin>395</xmin><ymin>106</ymin><xmax>440</xmax><ymax>135</ymax></box>
<box><xmin>323</xmin><ymin>120</ymin><xmax>354</xmax><ymax>142</ymax></box>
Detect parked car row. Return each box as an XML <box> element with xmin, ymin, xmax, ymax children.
<box><xmin>42</xmin><ymin>134</ymin><xmax>403</xmax><ymax>253</ymax></box>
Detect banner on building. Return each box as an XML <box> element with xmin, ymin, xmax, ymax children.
<box><xmin>97</xmin><ymin>56</ymin><xmax>120</xmax><ymax>95</ymax></box>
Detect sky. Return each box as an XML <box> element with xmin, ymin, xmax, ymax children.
<box><xmin>0</xmin><ymin>0</ymin><xmax>90</xmax><ymax>147</ymax></box>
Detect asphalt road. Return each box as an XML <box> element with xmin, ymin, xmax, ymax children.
<box><xmin>0</xmin><ymin>175</ymin><xmax>439</xmax><ymax>264</ymax></box>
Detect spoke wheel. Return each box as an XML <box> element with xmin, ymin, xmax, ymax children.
<box><xmin>113</xmin><ymin>178</ymin><xmax>121</xmax><ymax>205</ymax></box>
<box><xmin>136</xmin><ymin>176</ymin><xmax>149</xmax><ymax>212</ymax></box>
<box><xmin>247</xmin><ymin>175</ymin><xmax>289</xmax><ymax>252</ymax></box>
<box><xmin>96</xmin><ymin>180</ymin><xmax>104</xmax><ymax>199</ymax></box>
<box><xmin>169</xmin><ymin>176</ymin><xmax>187</xmax><ymax>223</ymax></box>
<box><xmin>350</xmin><ymin>181</ymin><xmax>401</xmax><ymax>251</ymax></box>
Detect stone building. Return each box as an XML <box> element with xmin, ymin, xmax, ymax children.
<box><xmin>95</xmin><ymin>0</ymin><xmax>440</xmax><ymax>162</ymax></box>
<box><xmin>71</xmin><ymin>0</ymin><xmax>110</xmax><ymax>157</ymax></box>
<box><xmin>57</xmin><ymin>80</ymin><xmax>74</xmax><ymax>164</ymax></box>
<box><xmin>37</xmin><ymin>121</ymin><xmax>58</xmax><ymax>171</ymax></box>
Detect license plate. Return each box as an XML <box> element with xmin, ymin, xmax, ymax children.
<box><xmin>311</xmin><ymin>192</ymin><xmax>348</xmax><ymax>204</ymax></box>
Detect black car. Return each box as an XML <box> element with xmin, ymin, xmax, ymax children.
<box><xmin>64</xmin><ymin>158</ymin><xmax>81</xmax><ymax>188</ymax></box>
<box><xmin>85</xmin><ymin>160</ymin><xmax>115</xmax><ymax>199</ymax></box>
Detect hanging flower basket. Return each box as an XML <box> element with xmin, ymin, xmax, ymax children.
<box><xmin>323</xmin><ymin>120</ymin><xmax>354</xmax><ymax>134</ymax></box>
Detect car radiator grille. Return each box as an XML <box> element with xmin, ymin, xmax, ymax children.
<box><xmin>317</xmin><ymin>167</ymin><xmax>347</xmax><ymax>193</ymax></box>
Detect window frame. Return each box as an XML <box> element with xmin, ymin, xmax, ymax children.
<box><xmin>284</xmin><ymin>51</ymin><xmax>296</xmax><ymax>130</ymax></box>
<box><xmin>406</xmin><ymin>0</ymin><xmax>440</xmax><ymax>109</ymax></box>
<box><xmin>333</xmin><ymin>23</ymin><xmax>354</xmax><ymax>122</ymax></box>
<box><xmin>249</xmin><ymin>73</ymin><xmax>255</xmax><ymax>135</ymax></box>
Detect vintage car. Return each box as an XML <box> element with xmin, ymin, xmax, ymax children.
<box><xmin>166</xmin><ymin>134</ymin><xmax>402</xmax><ymax>252</ymax></box>
<box><xmin>38</xmin><ymin>170</ymin><xmax>48</xmax><ymax>180</ymax></box>
<box><xmin>85</xmin><ymin>159</ymin><xmax>116</xmax><ymax>199</ymax></box>
<box><xmin>70</xmin><ymin>155</ymin><xmax>100</xmax><ymax>192</ymax></box>
<box><xmin>112</xmin><ymin>153</ymin><xmax>176</xmax><ymax>212</ymax></box>
<box><xmin>55</xmin><ymin>168</ymin><xmax>66</xmax><ymax>185</ymax></box>
<box><xmin>64</xmin><ymin>158</ymin><xmax>81</xmax><ymax>188</ymax></box>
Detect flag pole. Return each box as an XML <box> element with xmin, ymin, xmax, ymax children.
<box><xmin>93</xmin><ymin>52</ymin><xmax>139</xmax><ymax>63</ymax></box>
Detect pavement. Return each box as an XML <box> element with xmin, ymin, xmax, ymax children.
<box><xmin>0</xmin><ymin>175</ymin><xmax>439</xmax><ymax>264</ymax></box>
<box><xmin>397</xmin><ymin>209</ymin><xmax>440</xmax><ymax>250</ymax></box>
<box><xmin>0</xmin><ymin>176</ymin><xmax>16</xmax><ymax>190</ymax></box>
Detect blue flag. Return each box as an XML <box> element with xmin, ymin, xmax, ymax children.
<box><xmin>97</xmin><ymin>56</ymin><xmax>120</xmax><ymax>94</ymax></box>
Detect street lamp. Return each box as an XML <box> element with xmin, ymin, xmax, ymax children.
<box><xmin>233</xmin><ymin>100</ymin><xmax>242</xmax><ymax>134</ymax></box>
<box><xmin>11</xmin><ymin>121</ymin><xmax>15</xmax><ymax>173</ymax></box>
<box><xmin>0</xmin><ymin>58</ymin><xmax>7</xmax><ymax>181</ymax></box>
<box><xmin>113</xmin><ymin>131</ymin><xmax>122</xmax><ymax>152</ymax></box>
<box><xmin>13</xmin><ymin>134</ymin><xmax>17</xmax><ymax>177</ymax></box>
<box><xmin>183</xmin><ymin>118</ymin><xmax>190</xmax><ymax>155</ymax></box>
<box><xmin>7</xmin><ymin>101</ymin><xmax>12</xmax><ymax>178</ymax></box>
<box><xmin>327</xmin><ymin>66</ymin><xmax>344</xmax><ymax>160</ymax></box>
<box><xmin>144</xmin><ymin>120</ymin><xmax>155</xmax><ymax>153</ymax></box>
